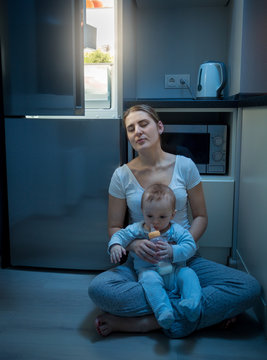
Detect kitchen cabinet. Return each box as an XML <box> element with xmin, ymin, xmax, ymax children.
<box><xmin>5</xmin><ymin>117</ymin><xmax>120</xmax><ymax>270</ymax></box>
<box><xmin>239</xmin><ymin>1</ymin><xmax>267</xmax><ymax>94</ymax></box>
<box><xmin>237</xmin><ymin>106</ymin><xmax>267</xmax><ymax>337</ymax></box>
<box><xmin>199</xmin><ymin>179</ymin><xmax>234</xmax><ymax>263</ymax></box>
<box><xmin>226</xmin><ymin>0</ymin><xmax>267</xmax><ymax>96</ymax></box>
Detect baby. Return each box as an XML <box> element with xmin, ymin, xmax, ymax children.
<box><xmin>108</xmin><ymin>183</ymin><xmax>202</xmax><ymax>329</ymax></box>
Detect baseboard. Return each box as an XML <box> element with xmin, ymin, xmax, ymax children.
<box><xmin>236</xmin><ymin>249</ymin><xmax>267</xmax><ymax>338</ymax></box>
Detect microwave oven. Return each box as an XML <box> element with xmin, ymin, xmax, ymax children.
<box><xmin>161</xmin><ymin>124</ymin><xmax>228</xmax><ymax>175</ymax></box>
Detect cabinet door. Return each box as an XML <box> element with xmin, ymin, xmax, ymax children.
<box><xmin>200</xmin><ymin>180</ymin><xmax>234</xmax><ymax>248</ymax></box>
<box><xmin>1</xmin><ymin>0</ymin><xmax>84</xmax><ymax>116</ymax></box>
<box><xmin>237</xmin><ymin>108</ymin><xmax>267</xmax><ymax>293</ymax></box>
<box><xmin>5</xmin><ymin>117</ymin><xmax>120</xmax><ymax>270</ymax></box>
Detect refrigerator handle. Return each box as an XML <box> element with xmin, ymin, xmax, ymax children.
<box><xmin>74</xmin><ymin>0</ymin><xmax>85</xmax><ymax>115</ymax></box>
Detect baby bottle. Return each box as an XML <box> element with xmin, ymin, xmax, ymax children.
<box><xmin>148</xmin><ymin>227</ymin><xmax>173</xmax><ymax>276</ymax></box>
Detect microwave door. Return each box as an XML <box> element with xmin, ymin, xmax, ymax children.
<box><xmin>162</xmin><ymin>125</ymin><xmax>209</xmax><ymax>174</ymax></box>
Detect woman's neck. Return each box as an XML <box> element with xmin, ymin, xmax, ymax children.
<box><xmin>138</xmin><ymin>147</ymin><xmax>167</xmax><ymax>167</ymax></box>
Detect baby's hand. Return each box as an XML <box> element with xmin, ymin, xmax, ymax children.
<box><xmin>110</xmin><ymin>244</ymin><xmax>127</xmax><ymax>264</ymax></box>
<box><xmin>156</xmin><ymin>241</ymin><xmax>173</xmax><ymax>261</ymax></box>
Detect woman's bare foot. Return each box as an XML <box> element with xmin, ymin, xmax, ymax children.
<box><xmin>95</xmin><ymin>313</ymin><xmax>118</xmax><ymax>336</ymax></box>
<box><xmin>222</xmin><ymin>316</ymin><xmax>237</xmax><ymax>329</ymax></box>
<box><xmin>95</xmin><ymin>313</ymin><xmax>160</xmax><ymax>337</ymax></box>
<box><xmin>212</xmin><ymin>316</ymin><xmax>238</xmax><ymax>330</ymax></box>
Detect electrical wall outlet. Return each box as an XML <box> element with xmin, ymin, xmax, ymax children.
<box><xmin>165</xmin><ymin>74</ymin><xmax>179</xmax><ymax>88</ymax></box>
<box><xmin>165</xmin><ymin>74</ymin><xmax>190</xmax><ymax>89</ymax></box>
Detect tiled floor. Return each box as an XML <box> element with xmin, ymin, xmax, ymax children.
<box><xmin>0</xmin><ymin>268</ymin><xmax>266</xmax><ymax>360</ymax></box>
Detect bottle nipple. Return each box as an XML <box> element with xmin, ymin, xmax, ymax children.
<box><xmin>148</xmin><ymin>225</ymin><xmax>161</xmax><ymax>240</ymax></box>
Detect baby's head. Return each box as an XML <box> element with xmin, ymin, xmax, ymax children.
<box><xmin>141</xmin><ymin>184</ymin><xmax>176</xmax><ymax>232</ymax></box>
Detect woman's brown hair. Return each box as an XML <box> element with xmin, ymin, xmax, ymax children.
<box><xmin>123</xmin><ymin>104</ymin><xmax>161</xmax><ymax>127</ymax></box>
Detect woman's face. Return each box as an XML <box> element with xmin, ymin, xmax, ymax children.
<box><xmin>124</xmin><ymin>111</ymin><xmax>163</xmax><ymax>152</ymax></box>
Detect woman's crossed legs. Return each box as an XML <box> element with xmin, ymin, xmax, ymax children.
<box><xmin>89</xmin><ymin>255</ymin><xmax>261</xmax><ymax>338</ymax></box>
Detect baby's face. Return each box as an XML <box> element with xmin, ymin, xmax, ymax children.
<box><xmin>142</xmin><ymin>198</ymin><xmax>175</xmax><ymax>233</ymax></box>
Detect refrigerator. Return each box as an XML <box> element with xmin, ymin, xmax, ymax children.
<box><xmin>0</xmin><ymin>0</ymin><xmax>122</xmax><ymax>270</ymax></box>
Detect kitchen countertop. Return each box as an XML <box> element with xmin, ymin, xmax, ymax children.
<box><xmin>124</xmin><ymin>94</ymin><xmax>267</xmax><ymax>110</ymax></box>
<box><xmin>238</xmin><ymin>93</ymin><xmax>267</xmax><ymax>107</ymax></box>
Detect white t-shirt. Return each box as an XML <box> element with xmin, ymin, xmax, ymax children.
<box><xmin>108</xmin><ymin>155</ymin><xmax>201</xmax><ymax>230</ymax></box>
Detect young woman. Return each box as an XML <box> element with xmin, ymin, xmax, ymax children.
<box><xmin>89</xmin><ymin>104</ymin><xmax>260</xmax><ymax>338</ymax></box>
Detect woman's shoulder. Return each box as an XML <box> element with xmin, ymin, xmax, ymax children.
<box><xmin>126</xmin><ymin>157</ymin><xmax>140</xmax><ymax>172</ymax></box>
<box><xmin>111</xmin><ymin>163</ymin><xmax>133</xmax><ymax>183</ymax></box>
<box><xmin>109</xmin><ymin>164</ymin><xmax>130</xmax><ymax>198</ymax></box>
<box><xmin>113</xmin><ymin>163</ymin><xmax>128</xmax><ymax>175</ymax></box>
<box><xmin>176</xmin><ymin>154</ymin><xmax>194</xmax><ymax>166</ymax></box>
<box><xmin>173</xmin><ymin>155</ymin><xmax>201</xmax><ymax>187</ymax></box>
<box><xmin>175</xmin><ymin>155</ymin><xmax>199</xmax><ymax>172</ymax></box>
<box><xmin>111</xmin><ymin>162</ymin><xmax>140</xmax><ymax>188</ymax></box>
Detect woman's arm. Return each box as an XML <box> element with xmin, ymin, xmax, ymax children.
<box><xmin>187</xmin><ymin>182</ymin><xmax>208</xmax><ymax>243</ymax></box>
<box><xmin>108</xmin><ymin>194</ymin><xmax>127</xmax><ymax>237</ymax></box>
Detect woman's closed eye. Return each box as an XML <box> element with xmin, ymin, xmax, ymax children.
<box><xmin>127</xmin><ymin>125</ymin><xmax>134</xmax><ymax>132</ymax></box>
<box><xmin>139</xmin><ymin>120</ymin><xmax>148</xmax><ymax>127</ymax></box>
<box><xmin>126</xmin><ymin>121</ymin><xmax>148</xmax><ymax>133</ymax></box>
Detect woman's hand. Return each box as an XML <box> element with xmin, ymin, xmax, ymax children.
<box><xmin>127</xmin><ymin>239</ymin><xmax>158</xmax><ymax>264</ymax></box>
<box><xmin>110</xmin><ymin>244</ymin><xmax>127</xmax><ymax>264</ymax></box>
<box><xmin>156</xmin><ymin>241</ymin><xmax>173</xmax><ymax>261</ymax></box>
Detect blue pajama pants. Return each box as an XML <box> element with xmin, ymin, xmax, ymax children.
<box><xmin>89</xmin><ymin>254</ymin><xmax>261</xmax><ymax>338</ymax></box>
